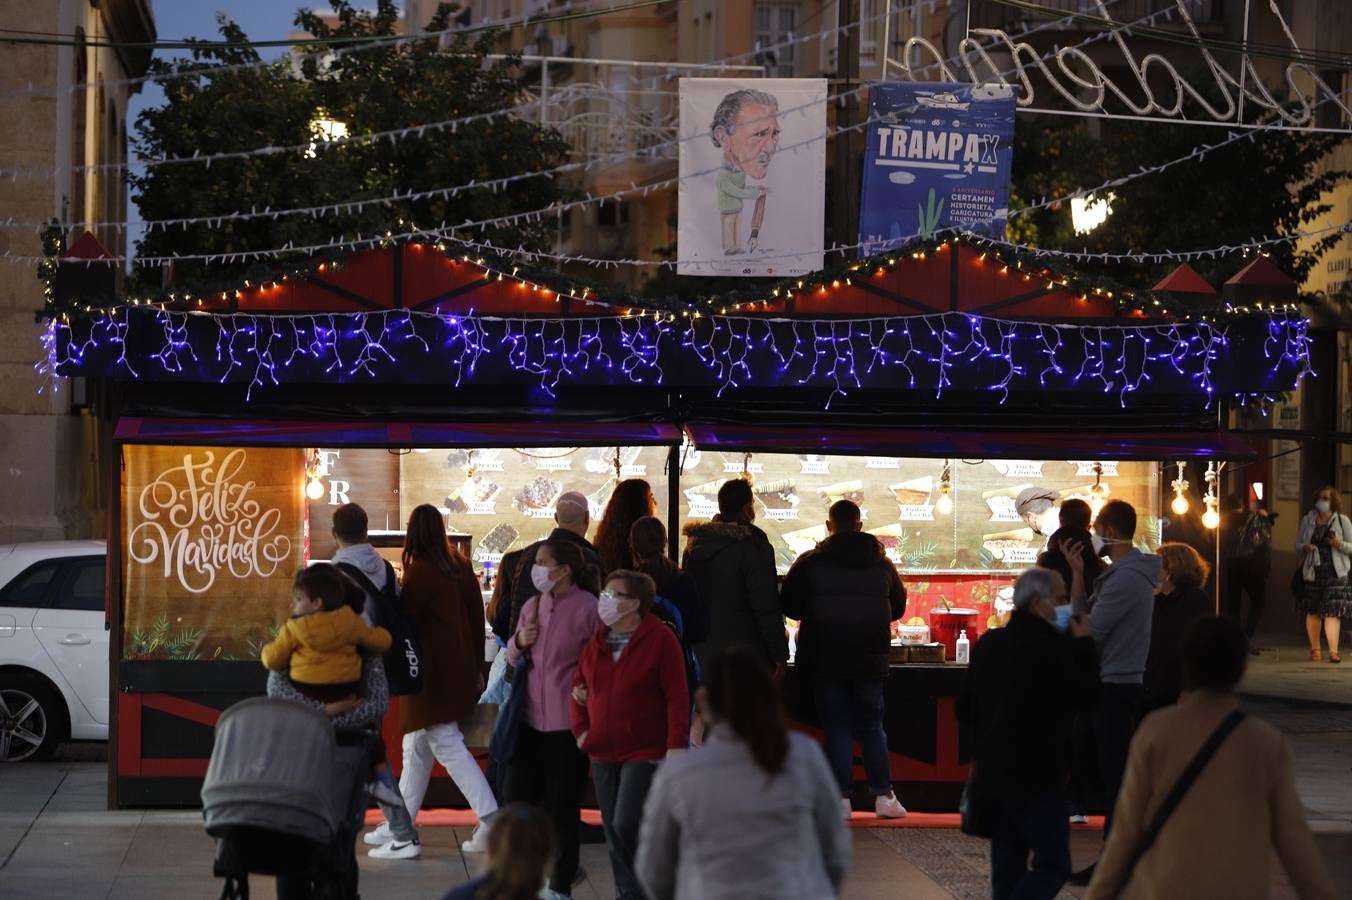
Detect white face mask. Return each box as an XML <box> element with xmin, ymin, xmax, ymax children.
<box><xmin>1091</xmin><ymin>534</ymin><xmax>1107</xmax><ymax>555</ymax></box>
<box><xmin>1316</xmin><ymin>500</ymin><xmax>1331</xmax><ymax>514</ymax></box>
<box><xmin>597</xmin><ymin>590</ymin><xmax>627</xmax><ymax>626</ymax></box>
<box><xmin>531</xmin><ymin>563</ymin><xmax>558</xmax><ymax>594</ymax></box>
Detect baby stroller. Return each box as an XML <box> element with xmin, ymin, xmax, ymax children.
<box><xmin>202</xmin><ymin>697</ymin><xmax>370</xmax><ymax>899</ymax></box>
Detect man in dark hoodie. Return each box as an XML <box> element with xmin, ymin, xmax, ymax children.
<box><xmin>1062</xmin><ymin>498</ymin><xmax>1161</xmax><ymax>886</ymax></box>
<box><xmin>681</xmin><ymin>478</ymin><xmax>787</xmax><ymax>673</ymax></box>
<box><xmin>781</xmin><ymin>499</ymin><xmax>909</xmax><ymax>819</ymax></box>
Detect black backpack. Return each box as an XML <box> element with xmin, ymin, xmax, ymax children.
<box><xmin>336</xmin><ymin>561</ymin><xmax>424</xmax><ymax>697</ymax></box>
<box><xmin>652</xmin><ymin>593</ymin><xmax>700</xmax><ymax>702</ymax></box>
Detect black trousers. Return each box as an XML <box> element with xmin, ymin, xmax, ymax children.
<box><xmin>1090</xmin><ymin>682</ymin><xmax>1142</xmax><ymax>837</ymax></box>
<box><xmin>503</xmin><ymin>724</ymin><xmax>590</xmax><ymax>895</ymax></box>
<box><xmin>1226</xmin><ymin>558</ymin><xmax>1270</xmax><ymax>639</ymax></box>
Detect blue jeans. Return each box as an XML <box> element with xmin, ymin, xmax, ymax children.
<box><xmin>990</xmin><ymin>790</ymin><xmax>1072</xmax><ymax>900</ymax></box>
<box><xmin>816</xmin><ymin>679</ymin><xmax>892</xmax><ymax>796</ymax></box>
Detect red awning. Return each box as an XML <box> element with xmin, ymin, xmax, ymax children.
<box><xmin>683</xmin><ymin>424</ymin><xmax>1257</xmax><ymax>461</ymax></box>
<box><xmin>113</xmin><ymin>417</ymin><xmax>681</xmax><ymax>448</ymax></box>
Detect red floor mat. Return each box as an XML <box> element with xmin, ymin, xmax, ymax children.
<box><xmin>362</xmin><ymin>809</ymin><xmax>1105</xmax><ymax>831</ymax></box>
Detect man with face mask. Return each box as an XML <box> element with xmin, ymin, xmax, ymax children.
<box><xmin>1059</xmin><ymin>498</ymin><xmax>1161</xmax><ymax>885</ymax></box>
<box><xmin>957</xmin><ymin>567</ymin><xmax>1097</xmax><ymax>900</ymax></box>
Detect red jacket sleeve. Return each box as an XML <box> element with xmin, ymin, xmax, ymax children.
<box><xmin>658</xmin><ymin>628</ymin><xmax>691</xmax><ymax>750</ymax></box>
<box><xmin>570</xmin><ymin>644</ymin><xmax>592</xmax><ymax>739</ymax></box>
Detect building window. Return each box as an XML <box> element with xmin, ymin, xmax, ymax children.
<box><xmin>596</xmin><ymin>201</ymin><xmax>631</xmax><ymax>228</ymax></box>
<box><xmin>755</xmin><ymin>2</ymin><xmax>799</xmax><ymax>77</ymax></box>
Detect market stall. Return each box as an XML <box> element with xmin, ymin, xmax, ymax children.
<box><xmin>44</xmin><ymin>237</ymin><xmax>1304</xmax><ymax>808</ymax></box>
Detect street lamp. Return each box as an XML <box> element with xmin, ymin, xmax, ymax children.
<box><xmin>306</xmin><ymin>112</ymin><xmax>348</xmax><ymax>159</ymax></box>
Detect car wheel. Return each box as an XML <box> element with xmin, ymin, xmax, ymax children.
<box><xmin>0</xmin><ymin>675</ymin><xmax>67</xmax><ymax>762</ymax></box>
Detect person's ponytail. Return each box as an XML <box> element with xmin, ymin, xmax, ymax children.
<box><xmin>703</xmin><ymin>646</ymin><xmax>789</xmax><ymax>776</ymax></box>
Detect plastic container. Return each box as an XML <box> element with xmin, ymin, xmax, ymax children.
<box><xmin>929</xmin><ymin>607</ymin><xmax>979</xmax><ymax>660</ymax></box>
<box><xmin>897</xmin><ymin>623</ymin><xmax>931</xmax><ymax>645</ymax></box>
<box><xmin>955</xmin><ymin>629</ymin><xmax>971</xmax><ymax>665</ymax></box>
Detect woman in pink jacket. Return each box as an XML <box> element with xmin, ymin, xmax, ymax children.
<box><xmin>504</xmin><ymin>537</ymin><xmax>601</xmax><ymax>900</ymax></box>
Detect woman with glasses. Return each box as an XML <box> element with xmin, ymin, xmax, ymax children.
<box><xmin>569</xmin><ymin>569</ymin><xmax>690</xmax><ymax>900</ymax></box>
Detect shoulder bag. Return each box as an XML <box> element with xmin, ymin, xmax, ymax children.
<box><xmin>1121</xmin><ymin>710</ymin><xmax>1246</xmax><ymax>884</ymax></box>
<box><xmin>959</xmin><ymin>763</ymin><xmax>1000</xmax><ymax>838</ymax></box>
<box><xmin>336</xmin><ymin>561</ymin><xmax>424</xmax><ymax>697</ymax></box>
<box><xmin>488</xmin><ymin>650</ymin><xmax>531</xmax><ymax>763</ymax></box>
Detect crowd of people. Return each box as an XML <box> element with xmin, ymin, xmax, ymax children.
<box><xmin>256</xmin><ymin>477</ymin><xmax>1342</xmax><ymax>900</ymax></box>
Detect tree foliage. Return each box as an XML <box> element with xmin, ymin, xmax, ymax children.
<box><xmin>1010</xmin><ymin>98</ymin><xmax>1347</xmax><ymax>287</ymax></box>
<box><xmin>130</xmin><ymin>0</ymin><xmax>570</xmax><ymax>288</ymax></box>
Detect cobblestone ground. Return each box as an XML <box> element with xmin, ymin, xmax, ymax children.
<box><xmin>7</xmin><ymin>676</ymin><xmax>1352</xmax><ymax>899</ymax></box>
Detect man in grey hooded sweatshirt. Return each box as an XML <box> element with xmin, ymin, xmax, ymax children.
<box><xmin>1060</xmin><ymin>499</ymin><xmax>1160</xmax><ymax>885</ymax></box>
<box><xmin>331</xmin><ymin>503</ymin><xmax>394</xmax><ymax>625</ymax></box>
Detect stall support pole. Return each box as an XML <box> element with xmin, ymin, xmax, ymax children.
<box><xmin>667</xmin><ymin>444</ymin><xmax>681</xmax><ymax>562</ymax></box>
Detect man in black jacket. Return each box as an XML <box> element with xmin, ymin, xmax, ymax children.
<box><xmin>956</xmin><ymin>567</ymin><xmax>1099</xmax><ymax>900</ymax></box>
<box><xmin>781</xmin><ymin>500</ymin><xmax>908</xmax><ymax>819</ymax></box>
<box><xmin>491</xmin><ymin>490</ymin><xmax>601</xmax><ymax>644</ymax></box>
<box><xmin>681</xmin><ymin>478</ymin><xmax>786</xmax><ymax>672</ymax></box>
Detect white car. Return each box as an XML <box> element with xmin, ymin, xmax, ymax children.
<box><xmin>0</xmin><ymin>541</ymin><xmax>108</xmax><ymax>761</ymax></box>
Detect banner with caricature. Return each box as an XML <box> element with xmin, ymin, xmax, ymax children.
<box><xmin>858</xmin><ymin>82</ymin><xmax>1016</xmax><ymax>254</ymax></box>
<box><xmin>122</xmin><ymin>445</ymin><xmax>304</xmax><ymax>660</ymax></box>
<box><xmin>677</xmin><ymin>78</ymin><xmax>826</xmax><ymax>277</ymax></box>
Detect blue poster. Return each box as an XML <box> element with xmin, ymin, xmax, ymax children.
<box><xmin>858</xmin><ymin>82</ymin><xmax>1016</xmax><ymax>253</ymax></box>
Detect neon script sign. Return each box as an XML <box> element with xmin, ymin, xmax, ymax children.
<box><xmin>129</xmin><ymin>449</ymin><xmax>293</xmax><ymax>594</ymax></box>
<box><xmin>893</xmin><ymin>0</ymin><xmax>1349</xmax><ymax>129</ymax></box>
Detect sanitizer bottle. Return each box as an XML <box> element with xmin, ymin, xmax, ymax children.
<box><xmin>955</xmin><ymin>629</ymin><xmax>971</xmax><ymax>665</ymax></box>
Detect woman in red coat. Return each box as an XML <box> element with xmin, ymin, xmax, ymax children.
<box><xmin>570</xmin><ymin>569</ymin><xmax>690</xmax><ymax>900</ymax></box>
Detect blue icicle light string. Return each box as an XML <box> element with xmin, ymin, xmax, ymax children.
<box><xmin>40</xmin><ymin>307</ymin><xmax>1313</xmax><ymax>407</ymax></box>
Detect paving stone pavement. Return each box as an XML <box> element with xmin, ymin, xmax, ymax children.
<box><xmin>4</xmin><ymin>639</ymin><xmax>1351</xmax><ymax>899</ymax></box>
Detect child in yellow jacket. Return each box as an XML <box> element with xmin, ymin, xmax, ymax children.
<box><xmin>262</xmin><ymin>564</ymin><xmax>392</xmax><ymax>702</ymax></box>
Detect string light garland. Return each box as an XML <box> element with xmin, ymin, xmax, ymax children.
<box><xmin>31</xmin><ymin>229</ymin><xmax>1318</xmax><ymax>324</ymax></box>
<box><xmin>39</xmin><ymin>305</ymin><xmax>1312</xmax><ymax>408</ymax></box>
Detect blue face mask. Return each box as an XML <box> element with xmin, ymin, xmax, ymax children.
<box><xmin>1051</xmin><ymin>604</ymin><xmax>1074</xmax><ymax>633</ymax></box>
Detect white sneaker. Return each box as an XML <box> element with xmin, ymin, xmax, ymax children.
<box><xmin>461</xmin><ymin>825</ymin><xmax>490</xmax><ymax>853</ymax></box>
<box><xmin>841</xmin><ymin>797</ymin><xmax>853</xmax><ymax>821</ymax></box>
<box><xmin>363</xmin><ymin>822</ymin><xmax>393</xmax><ymax>846</ymax></box>
<box><xmin>875</xmin><ymin>792</ymin><xmax>907</xmax><ymax>819</ymax></box>
<box><xmin>1069</xmin><ymin>814</ymin><xmax>1090</xmax><ymax>825</ymax></box>
<box><xmin>368</xmin><ymin>838</ymin><xmax>421</xmax><ymax>859</ymax></box>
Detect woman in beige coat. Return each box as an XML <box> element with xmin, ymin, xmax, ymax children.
<box><xmin>1087</xmin><ymin>617</ymin><xmax>1335</xmax><ymax>900</ymax></box>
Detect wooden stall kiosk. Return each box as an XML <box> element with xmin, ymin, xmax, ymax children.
<box><xmin>44</xmin><ymin>236</ymin><xmax>1304</xmax><ymax>808</ymax></box>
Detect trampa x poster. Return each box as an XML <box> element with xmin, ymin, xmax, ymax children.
<box><xmin>858</xmin><ymin>82</ymin><xmax>1016</xmax><ymax>254</ymax></box>
<box><xmin>677</xmin><ymin>78</ymin><xmax>826</xmax><ymax>277</ymax></box>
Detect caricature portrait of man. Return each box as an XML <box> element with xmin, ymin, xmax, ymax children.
<box><xmin>709</xmin><ymin>88</ymin><xmax>781</xmax><ymax>255</ymax></box>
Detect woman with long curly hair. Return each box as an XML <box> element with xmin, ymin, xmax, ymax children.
<box><xmin>593</xmin><ymin>478</ymin><xmax>657</xmax><ymax>576</ymax></box>
<box><xmin>365</xmin><ymin>504</ymin><xmax>498</xmax><ymax>859</ymax></box>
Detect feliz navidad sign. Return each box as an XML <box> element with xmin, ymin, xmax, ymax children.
<box><xmin>122</xmin><ymin>446</ymin><xmax>304</xmax><ymax>660</ymax></box>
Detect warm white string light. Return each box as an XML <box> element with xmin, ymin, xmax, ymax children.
<box><xmin>1170</xmin><ymin>460</ymin><xmax>1191</xmax><ymax>516</ymax></box>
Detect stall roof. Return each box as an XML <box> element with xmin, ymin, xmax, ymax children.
<box><xmin>683</xmin><ymin>424</ymin><xmax>1257</xmax><ymax>461</ymax></box>
<box><xmin>113</xmin><ymin>417</ymin><xmax>681</xmax><ymax>448</ymax></box>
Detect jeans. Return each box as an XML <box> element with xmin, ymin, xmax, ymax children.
<box><xmin>398</xmin><ymin>722</ymin><xmax>500</xmax><ymax>825</ymax></box>
<box><xmin>816</xmin><ymin>679</ymin><xmax>892</xmax><ymax>796</ymax></box>
<box><xmin>503</xmin><ymin>725</ymin><xmax>590</xmax><ymax>895</ymax></box>
<box><xmin>1092</xmin><ymin>682</ymin><xmax>1142</xmax><ymax>836</ymax></box>
<box><xmin>479</xmin><ymin>650</ymin><xmax>512</xmax><ymax>800</ymax></box>
<box><xmin>592</xmin><ymin>760</ymin><xmax>659</xmax><ymax>900</ymax></box>
<box><xmin>990</xmin><ymin>790</ymin><xmax>1072</xmax><ymax>900</ymax></box>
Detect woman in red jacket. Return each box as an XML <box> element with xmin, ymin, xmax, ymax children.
<box><xmin>570</xmin><ymin>569</ymin><xmax>690</xmax><ymax>900</ymax></box>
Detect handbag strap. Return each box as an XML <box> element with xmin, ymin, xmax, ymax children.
<box><xmin>1125</xmin><ymin>709</ymin><xmax>1246</xmax><ymax>875</ymax></box>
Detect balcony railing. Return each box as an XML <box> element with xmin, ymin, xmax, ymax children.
<box><xmin>967</xmin><ymin>0</ymin><xmax>1223</xmax><ymax>32</ymax></box>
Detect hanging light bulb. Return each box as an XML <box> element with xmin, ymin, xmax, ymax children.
<box><xmin>936</xmin><ymin>460</ymin><xmax>953</xmax><ymax>515</ymax></box>
<box><xmin>1201</xmin><ymin>460</ymin><xmax>1220</xmax><ymax>529</ymax></box>
<box><xmin>303</xmin><ymin>448</ymin><xmax>325</xmax><ymax>501</ymax></box>
<box><xmin>1202</xmin><ymin>501</ymin><xmax>1220</xmax><ymax>530</ymax></box>
<box><xmin>1170</xmin><ymin>461</ymin><xmax>1191</xmax><ymax>515</ymax></box>
<box><xmin>305</xmin><ymin>476</ymin><xmax>325</xmax><ymax>501</ymax></box>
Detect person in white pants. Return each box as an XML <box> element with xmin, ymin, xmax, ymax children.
<box><xmin>365</xmin><ymin>503</ymin><xmax>501</xmax><ymax>859</ymax></box>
